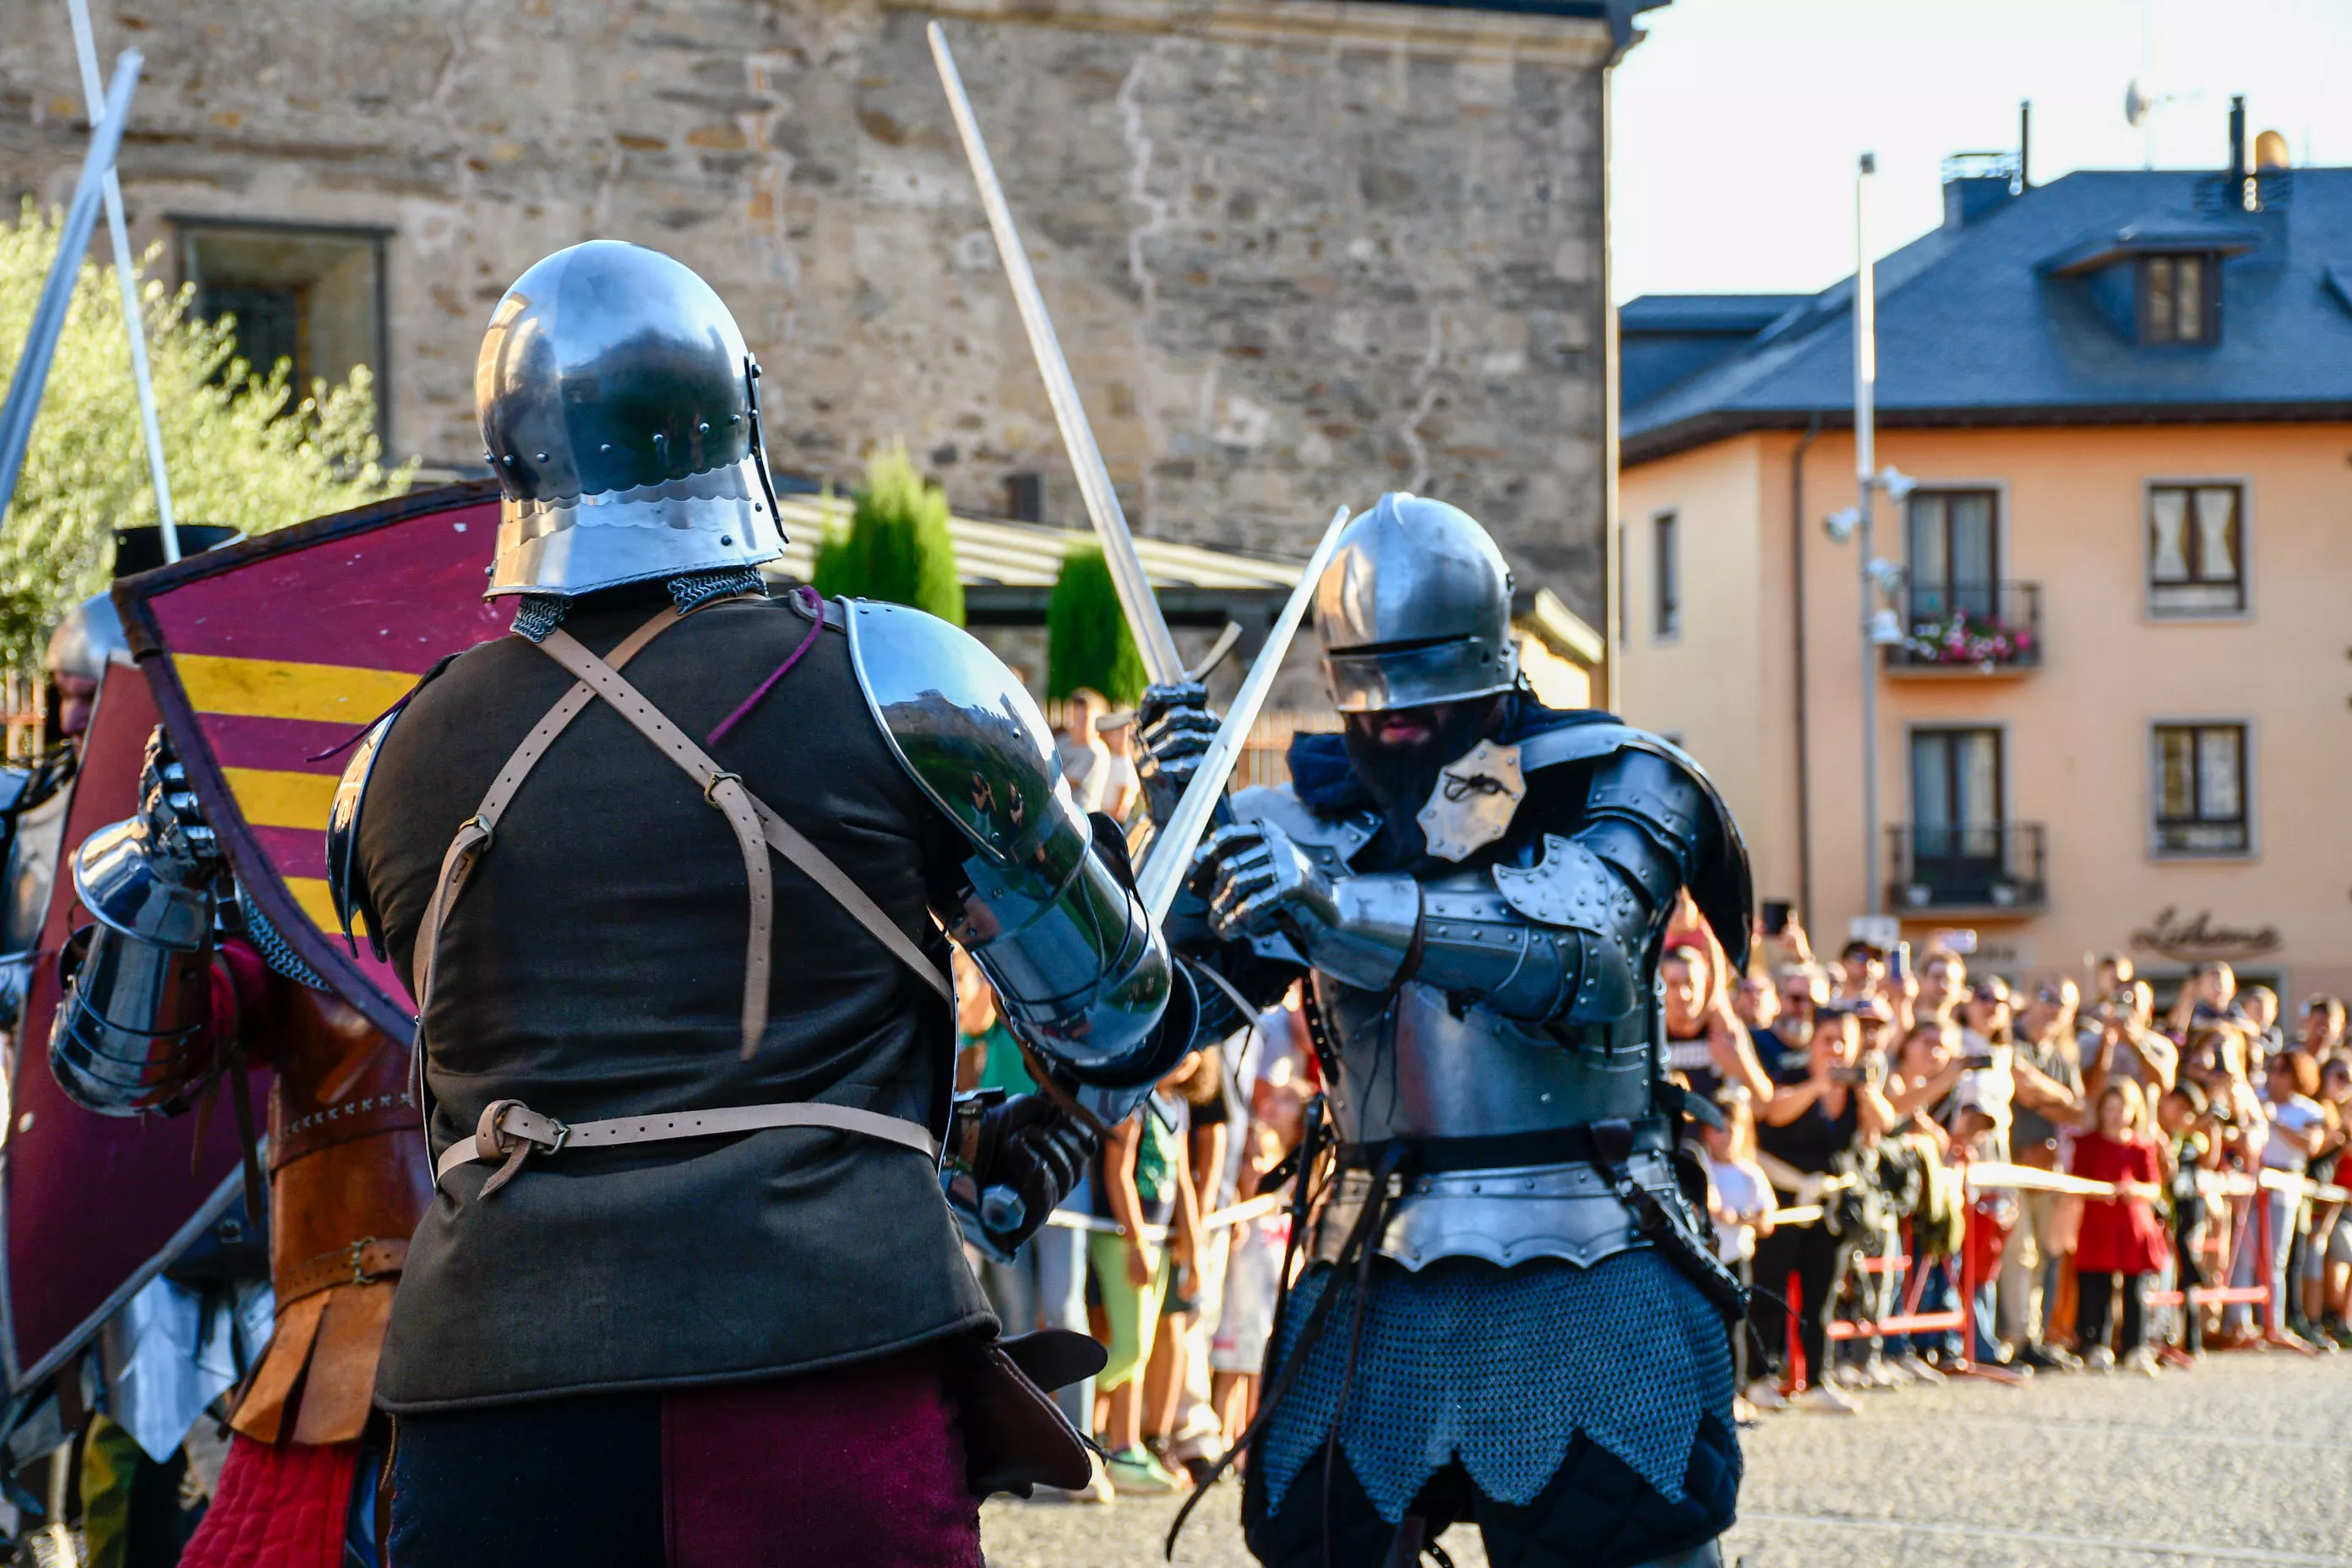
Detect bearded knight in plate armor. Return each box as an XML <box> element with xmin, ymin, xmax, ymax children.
<box><xmin>1143</xmin><ymin>494</ymin><xmax>1752</xmax><ymax>1568</ymax></box>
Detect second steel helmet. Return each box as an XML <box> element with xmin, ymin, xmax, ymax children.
<box><xmin>1314</xmin><ymin>493</ymin><xmax>1518</xmax><ymax>712</ymax></box>
<box><xmin>476</xmin><ymin>241</ymin><xmax>787</xmax><ymax>598</ymax></box>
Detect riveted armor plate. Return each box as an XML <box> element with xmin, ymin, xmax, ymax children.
<box><xmin>1490</xmin><ymin>833</ymin><xmax>1645</xmax><ymax>935</ymax></box>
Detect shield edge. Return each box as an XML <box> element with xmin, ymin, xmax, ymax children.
<box><xmin>2</xmin><ymin>1165</ymin><xmax>247</xmax><ymax>1394</ymax></box>
<box><xmin>112</xmin><ymin>477</ymin><xmax>504</xmax><ymax>1046</ymax></box>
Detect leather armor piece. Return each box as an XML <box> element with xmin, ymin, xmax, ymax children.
<box><xmin>233</xmin><ymin>983</ymin><xmax>430</xmax><ymax>1447</ymax></box>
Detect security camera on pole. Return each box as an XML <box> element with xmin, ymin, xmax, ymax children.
<box><xmin>1822</xmin><ymin>151</ymin><xmax>1915</xmax><ymax>919</ymax></box>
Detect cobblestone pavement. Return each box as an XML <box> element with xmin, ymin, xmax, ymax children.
<box><xmin>982</xmin><ymin>1353</ymin><xmax>2352</xmax><ymax>1568</ymax></box>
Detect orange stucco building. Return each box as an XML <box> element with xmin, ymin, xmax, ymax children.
<box><xmin>1614</xmin><ymin>145</ymin><xmax>2352</xmax><ymax>1001</ymax></box>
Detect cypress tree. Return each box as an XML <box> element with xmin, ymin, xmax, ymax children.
<box><xmin>810</xmin><ymin>442</ymin><xmax>964</xmax><ymax>624</ymax></box>
<box><xmin>1047</xmin><ymin>542</ymin><xmax>1147</xmax><ymax>705</ymax></box>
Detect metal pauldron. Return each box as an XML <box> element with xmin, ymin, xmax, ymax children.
<box><xmin>1309</xmin><ymin>1152</ymin><xmax>1684</xmax><ymax>1272</ymax></box>
<box><xmin>846</xmin><ymin>601</ymin><xmax>1175</xmax><ymax>1110</ymax></box>
<box><xmin>48</xmin><ymin>817</ymin><xmax>217</xmax><ymax>1117</ymax></box>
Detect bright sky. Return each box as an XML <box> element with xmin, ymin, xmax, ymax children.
<box><xmin>1610</xmin><ymin>0</ymin><xmax>2352</xmax><ymax>302</ymax></box>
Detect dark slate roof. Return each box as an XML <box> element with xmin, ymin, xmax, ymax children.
<box><xmin>1620</xmin><ymin>167</ymin><xmax>2352</xmax><ymax>464</ymax></box>
<box><xmin>1620</xmin><ymin>293</ymin><xmax>1810</xmax><ymax>332</ymax></box>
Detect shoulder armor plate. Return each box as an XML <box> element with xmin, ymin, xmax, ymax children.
<box><xmin>1490</xmin><ymin>833</ymin><xmax>1642</xmax><ymax>935</ymax></box>
<box><xmin>843</xmin><ymin>599</ymin><xmax>1082</xmax><ymax>868</ymax></box>
<box><xmin>327</xmin><ymin>708</ymin><xmax>402</xmax><ymax>957</ymax></box>
<box><xmin>1516</xmin><ymin>720</ymin><xmax>1753</xmax><ymax>967</ymax></box>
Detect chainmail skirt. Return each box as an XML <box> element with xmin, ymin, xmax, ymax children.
<box><xmin>1258</xmin><ymin>1249</ymin><xmax>1736</xmax><ymax>1524</ymax></box>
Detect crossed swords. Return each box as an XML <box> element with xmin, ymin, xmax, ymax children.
<box><xmin>927</xmin><ymin>24</ymin><xmax>1350</xmax><ymax>924</ymax></box>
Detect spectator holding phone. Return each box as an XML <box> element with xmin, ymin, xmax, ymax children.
<box><xmin>1663</xmin><ymin>942</ymin><xmax>1772</xmax><ymax>1105</ymax></box>
<box><xmin>1733</xmin><ymin>973</ymin><xmax>1780</xmax><ymax>1034</ymax></box>
<box><xmin>1753</xmin><ymin>1006</ymin><xmax>1893</xmax><ymax>1413</ymax></box>
<box><xmin>1917</xmin><ymin>952</ymin><xmax>1968</xmax><ymax>1027</ymax></box>
<box><xmin>2156</xmin><ymin>1081</ymin><xmax>2214</xmax><ymax>1356</ymax></box>
<box><xmin>2072</xmin><ymin>1081</ymin><xmax>2168</xmax><ymax>1374</ymax></box>
<box><xmin>2169</xmin><ymin>961</ymin><xmax>2244</xmax><ymax>1042</ymax></box>
<box><xmin>2299</xmin><ymin>995</ymin><xmax>2346</xmax><ymax>1059</ymax></box>
<box><xmin>2256</xmin><ymin>1050</ymin><xmax>2328</xmax><ymax>1349</ymax></box>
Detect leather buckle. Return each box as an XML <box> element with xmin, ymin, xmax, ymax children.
<box><xmin>474</xmin><ymin>1098</ymin><xmax>569</xmax><ymax>1198</ymax></box>
<box><xmin>703</xmin><ymin>770</ymin><xmax>743</xmax><ymax>806</ymax></box>
<box><xmin>348</xmin><ymin>1236</ymin><xmax>381</xmax><ymax>1287</ymax></box>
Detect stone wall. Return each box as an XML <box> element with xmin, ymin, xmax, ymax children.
<box><xmin>2</xmin><ymin>0</ymin><xmax>1621</xmax><ymax>625</ymax></box>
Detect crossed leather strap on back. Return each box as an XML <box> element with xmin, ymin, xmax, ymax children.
<box><xmin>414</xmin><ymin>599</ymin><xmax>954</xmax><ymax>1195</ymax></box>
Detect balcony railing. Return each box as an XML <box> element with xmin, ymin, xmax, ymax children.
<box><xmin>1883</xmin><ymin>581</ymin><xmax>2042</xmax><ymax>673</ymax></box>
<box><xmin>1888</xmin><ymin>822</ymin><xmax>2047</xmax><ymax>914</ymax></box>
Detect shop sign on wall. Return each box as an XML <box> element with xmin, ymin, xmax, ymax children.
<box><xmin>2130</xmin><ymin>906</ymin><xmax>2282</xmax><ymax>962</ymax></box>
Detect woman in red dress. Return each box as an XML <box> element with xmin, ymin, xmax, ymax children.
<box><xmin>2071</xmin><ymin>1081</ymin><xmax>2170</xmax><ymax>1373</ymax></box>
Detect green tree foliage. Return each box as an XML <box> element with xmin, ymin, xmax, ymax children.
<box><xmin>0</xmin><ymin>202</ymin><xmax>411</xmax><ymax>673</ymax></box>
<box><xmin>1047</xmin><ymin>542</ymin><xmax>1146</xmax><ymax>705</ymax></box>
<box><xmin>808</xmin><ymin>441</ymin><xmax>964</xmax><ymax>624</ymax></box>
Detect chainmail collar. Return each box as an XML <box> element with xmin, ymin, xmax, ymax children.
<box><xmin>512</xmin><ymin>568</ymin><xmax>770</xmax><ymax>643</ymax></box>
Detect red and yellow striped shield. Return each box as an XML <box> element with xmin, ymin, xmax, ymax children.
<box><xmin>118</xmin><ymin>480</ymin><xmax>511</xmax><ymax>1035</ymax></box>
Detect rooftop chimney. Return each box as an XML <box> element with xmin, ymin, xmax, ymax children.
<box><xmin>1941</xmin><ymin>152</ymin><xmax>2021</xmax><ymax>228</ymax></box>
<box><xmin>2229</xmin><ymin>95</ymin><xmax>2246</xmax><ymax>187</ymax></box>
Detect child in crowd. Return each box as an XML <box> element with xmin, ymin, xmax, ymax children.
<box><xmin>1092</xmin><ymin>1056</ymin><xmax>1203</xmax><ymax>1494</ymax></box>
<box><xmin>2156</xmin><ymin>1080</ymin><xmax>2213</xmax><ymax>1356</ymax></box>
<box><xmin>1703</xmin><ymin>1086</ymin><xmax>1776</xmax><ymax>1422</ymax></box>
<box><xmin>2071</xmin><ymin>1081</ymin><xmax>2167</xmax><ymax>1374</ymax></box>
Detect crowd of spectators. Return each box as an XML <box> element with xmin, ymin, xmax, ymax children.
<box><xmin>1686</xmin><ymin>912</ymin><xmax>2352</xmax><ymax>1421</ymax></box>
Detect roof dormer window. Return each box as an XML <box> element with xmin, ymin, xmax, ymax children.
<box><xmin>2140</xmin><ymin>253</ymin><xmax>2217</xmax><ymax>344</ymax></box>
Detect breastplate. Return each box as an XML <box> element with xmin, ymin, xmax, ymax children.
<box><xmin>1308</xmin><ymin>869</ymin><xmax>1666</xmax><ymax>1272</ymax></box>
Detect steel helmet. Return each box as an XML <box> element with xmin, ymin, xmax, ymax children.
<box><xmin>476</xmin><ymin>241</ymin><xmax>787</xmax><ymax>598</ymax></box>
<box><xmin>1314</xmin><ymin>493</ymin><xmax>1517</xmax><ymax>712</ymax></box>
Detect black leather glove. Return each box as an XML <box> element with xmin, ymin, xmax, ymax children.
<box><xmin>966</xmin><ymin>1092</ymin><xmax>1100</xmax><ymax>1255</ymax></box>
<box><xmin>1134</xmin><ymin>681</ymin><xmax>1219</xmax><ymax>830</ymax></box>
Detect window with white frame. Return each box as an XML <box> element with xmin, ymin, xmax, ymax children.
<box><xmin>2147</xmin><ymin>483</ymin><xmax>2246</xmax><ymax>616</ymax></box>
<box><xmin>2153</xmin><ymin>721</ymin><xmax>2250</xmax><ymax>855</ymax></box>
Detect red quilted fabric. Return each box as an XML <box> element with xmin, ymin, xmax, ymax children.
<box><xmin>178</xmin><ymin>1435</ymin><xmax>357</xmax><ymax>1568</ymax></box>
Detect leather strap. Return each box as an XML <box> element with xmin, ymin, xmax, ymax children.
<box><xmin>269</xmin><ymin>1086</ymin><xmax>419</xmax><ymax>1173</ymax></box>
<box><xmin>535</xmin><ymin>625</ymin><xmax>952</xmax><ymax>1023</ymax></box>
<box><xmin>435</xmin><ymin>1095</ymin><xmax>940</xmax><ymax>1193</ymax></box>
<box><xmin>272</xmin><ymin>1237</ymin><xmax>407</xmax><ymax>1307</ymax></box>
<box><xmin>412</xmin><ymin>605</ymin><xmax>699</xmax><ymax>1021</ymax></box>
<box><xmin>536</xmin><ymin>628</ymin><xmax>776</xmax><ymax>1058</ymax></box>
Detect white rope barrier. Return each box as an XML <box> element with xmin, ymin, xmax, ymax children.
<box><xmin>1042</xmin><ymin>1190</ymin><xmax>1288</xmax><ymax>1243</ymax></box>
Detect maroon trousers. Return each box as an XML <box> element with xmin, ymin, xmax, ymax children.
<box><xmin>386</xmin><ymin>1347</ymin><xmax>983</xmax><ymax>1567</ymax></box>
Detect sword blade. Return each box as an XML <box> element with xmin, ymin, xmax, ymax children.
<box><xmin>0</xmin><ymin>51</ymin><xmax>141</xmax><ymax>532</ymax></box>
<box><xmin>1137</xmin><ymin>505</ymin><xmax>1353</xmax><ymax>925</ymax></box>
<box><xmin>927</xmin><ymin>22</ymin><xmax>1184</xmax><ymax>685</ymax></box>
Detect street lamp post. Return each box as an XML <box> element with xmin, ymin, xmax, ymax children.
<box><xmin>1854</xmin><ymin>152</ymin><xmax>1880</xmax><ymax>918</ymax></box>
<box><xmin>1824</xmin><ymin>155</ymin><xmax>1913</xmax><ymax>928</ymax></box>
